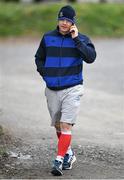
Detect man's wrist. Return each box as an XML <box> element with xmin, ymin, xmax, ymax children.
<box><xmin>72</xmin><ymin>35</ymin><xmax>79</xmax><ymax>40</ymax></box>
<box><xmin>72</xmin><ymin>34</ymin><xmax>78</xmax><ymax>39</ymax></box>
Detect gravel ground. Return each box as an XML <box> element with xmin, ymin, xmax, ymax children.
<box><xmin>0</xmin><ymin>134</ymin><xmax>124</xmax><ymax>179</ymax></box>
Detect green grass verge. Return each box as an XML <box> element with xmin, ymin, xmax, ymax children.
<box><xmin>0</xmin><ymin>2</ymin><xmax>124</xmax><ymax>37</ymax></box>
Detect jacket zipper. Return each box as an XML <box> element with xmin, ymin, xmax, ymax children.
<box><xmin>58</xmin><ymin>36</ymin><xmax>64</xmax><ymax>87</ymax></box>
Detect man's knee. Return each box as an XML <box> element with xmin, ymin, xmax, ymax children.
<box><xmin>60</xmin><ymin>122</ymin><xmax>72</xmax><ymax>132</ymax></box>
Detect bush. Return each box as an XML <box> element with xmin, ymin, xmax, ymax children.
<box><xmin>0</xmin><ymin>3</ymin><xmax>124</xmax><ymax>37</ymax></box>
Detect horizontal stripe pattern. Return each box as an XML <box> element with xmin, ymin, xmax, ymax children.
<box><xmin>39</xmin><ymin>29</ymin><xmax>85</xmax><ymax>89</ymax></box>
<box><xmin>45</xmin><ymin>57</ymin><xmax>82</xmax><ymax>67</ymax></box>
<box><xmin>45</xmin><ymin>35</ymin><xmax>75</xmax><ymax>48</ymax></box>
<box><xmin>44</xmin><ymin>72</ymin><xmax>83</xmax><ymax>87</ymax></box>
<box><xmin>42</xmin><ymin>65</ymin><xmax>82</xmax><ymax>77</ymax></box>
<box><xmin>46</xmin><ymin>47</ymin><xmax>80</xmax><ymax>58</ymax></box>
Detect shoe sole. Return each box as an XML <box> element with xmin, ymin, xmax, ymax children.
<box><xmin>63</xmin><ymin>155</ymin><xmax>76</xmax><ymax>170</ymax></box>
<box><xmin>51</xmin><ymin>167</ymin><xmax>63</xmax><ymax>176</ymax></box>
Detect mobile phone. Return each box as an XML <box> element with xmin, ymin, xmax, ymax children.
<box><xmin>70</xmin><ymin>24</ymin><xmax>75</xmax><ymax>33</ymax></box>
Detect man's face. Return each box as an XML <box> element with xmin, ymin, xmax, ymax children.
<box><xmin>58</xmin><ymin>19</ymin><xmax>73</xmax><ymax>34</ymax></box>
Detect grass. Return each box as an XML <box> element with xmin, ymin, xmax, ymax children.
<box><xmin>0</xmin><ymin>125</ymin><xmax>7</xmax><ymax>157</ymax></box>
<box><xmin>0</xmin><ymin>125</ymin><xmax>4</xmax><ymax>136</ymax></box>
<box><xmin>0</xmin><ymin>2</ymin><xmax>124</xmax><ymax>37</ymax></box>
<box><xmin>0</xmin><ymin>148</ymin><xmax>8</xmax><ymax>157</ymax></box>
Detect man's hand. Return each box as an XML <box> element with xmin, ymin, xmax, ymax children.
<box><xmin>70</xmin><ymin>24</ymin><xmax>78</xmax><ymax>39</ymax></box>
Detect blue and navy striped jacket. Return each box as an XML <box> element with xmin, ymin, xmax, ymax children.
<box><xmin>35</xmin><ymin>27</ymin><xmax>96</xmax><ymax>90</ymax></box>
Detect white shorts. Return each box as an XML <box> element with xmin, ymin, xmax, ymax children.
<box><xmin>45</xmin><ymin>84</ymin><xmax>84</xmax><ymax>126</ymax></box>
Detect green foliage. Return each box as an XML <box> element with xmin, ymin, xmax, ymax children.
<box><xmin>0</xmin><ymin>148</ymin><xmax>8</xmax><ymax>157</ymax></box>
<box><xmin>75</xmin><ymin>3</ymin><xmax>124</xmax><ymax>37</ymax></box>
<box><xmin>0</xmin><ymin>2</ymin><xmax>124</xmax><ymax>37</ymax></box>
<box><xmin>0</xmin><ymin>126</ymin><xmax>8</xmax><ymax>158</ymax></box>
<box><xmin>0</xmin><ymin>0</ymin><xmax>19</xmax><ymax>2</ymax></box>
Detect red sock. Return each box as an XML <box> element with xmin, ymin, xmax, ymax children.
<box><xmin>56</xmin><ymin>131</ymin><xmax>61</xmax><ymax>139</ymax></box>
<box><xmin>57</xmin><ymin>131</ymin><xmax>71</xmax><ymax>157</ymax></box>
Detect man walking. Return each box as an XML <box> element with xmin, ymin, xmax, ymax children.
<box><xmin>35</xmin><ymin>5</ymin><xmax>96</xmax><ymax>176</ymax></box>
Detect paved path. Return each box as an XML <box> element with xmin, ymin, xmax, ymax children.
<box><xmin>0</xmin><ymin>38</ymin><xmax>124</xmax><ymax>148</ymax></box>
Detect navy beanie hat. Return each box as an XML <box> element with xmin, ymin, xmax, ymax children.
<box><xmin>58</xmin><ymin>5</ymin><xmax>76</xmax><ymax>24</ymax></box>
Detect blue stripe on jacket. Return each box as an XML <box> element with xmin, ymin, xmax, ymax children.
<box><xmin>44</xmin><ymin>35</ymin><xmax>75</xmax><ymax>48</ymax></box>
<box><xmin>43</xmin><ymin>72</ymin><xmax>82</xmax><ymax>87</ymax></box>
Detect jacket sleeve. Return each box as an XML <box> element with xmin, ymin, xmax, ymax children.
<box><xmin>73</xmin><ymin>35</ymin><xmax>96</xmax><ymax>63</ymax></box>
<box><xmin>35</xmin><ymin>36</ymin><xmax>46</xmax><ymax>76</ymax></box>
